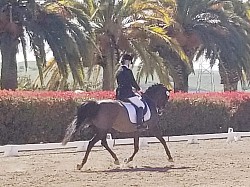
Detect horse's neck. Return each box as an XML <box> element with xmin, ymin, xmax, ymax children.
<box><xmin>142</xmin><ymin>94</ymin><xmax>156</xmax><ymax>110</ymax></box>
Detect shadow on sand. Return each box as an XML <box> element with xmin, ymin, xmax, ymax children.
<box><xmin>83</xmin><ymin>165</ymin><xmax>192</xmax><ymax>173</ymax></box>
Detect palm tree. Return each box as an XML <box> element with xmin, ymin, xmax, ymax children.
<box><xmin>57</xmin><ymin>0</ymin><xmax>187</xmax><ymax>90</ymax></box>
<box><xmin>225</xmin><ymin>0</ymin><xmax>250</xmax><ymax>91</ymax></box>
<box><xmin>159</xmin><ymin>0</ymin><xmax>250</xmax><ymax>92</ymax></box>
<box><xmin>209</xmin><ymin>0</ymin><xmax>250</xmax><ymax>91</ymax></box>
<box><xmin>0</xmin><ymin>0</ymin><xmax>91</xmax><ymax>90</ymax></box>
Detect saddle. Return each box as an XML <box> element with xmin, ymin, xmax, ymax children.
<box><xmin>119</xmin><ymin>99</ymin><xmax>151</xmax><ymax>124</ymax></box>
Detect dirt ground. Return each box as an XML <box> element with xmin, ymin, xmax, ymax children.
<box><xmin>0</xmin><ymin>137</ymin><xmax>250</xmax><ymax>187</ymax></box>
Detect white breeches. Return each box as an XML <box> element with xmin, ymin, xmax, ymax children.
<box><xmin>128</xmin><ymin>96</ymin><xmax>144</xmax><ymax>108</ymax></box>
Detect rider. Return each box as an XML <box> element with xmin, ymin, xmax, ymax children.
<box><xmin>115</xmin><ymin>53</ymin><xmax>145</xmax><ymax>129</ymax></box>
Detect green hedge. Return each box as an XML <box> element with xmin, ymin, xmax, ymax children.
<box><xmin>230</xmin><ymin>99</ymin><xmax>250</xmax><ymax>132</ymax></box>
<box><xmin>0</xmin><ymin>91</ymin><xmax>250</xmax><ymax>145</ymax></box>
<box><xmin>159</xmin><ymin>92</ymin><xmax>250</xmax><ymax>136</ymax></box>
<box><xmin>159</xmin><ymin>99</ymin><xmax>230</xmax><ymax>136</ymax></box>
<box><xmin>0</xmin><ymin>96</ymin><xmax>76</xmax><ymax>145</ymax></box>
<box><xmin>0</xmin><ymin>90</ymin><xmax>114</xmax><ymax>145</ymax></box>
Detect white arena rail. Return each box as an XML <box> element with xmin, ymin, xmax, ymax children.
<box><xmin>0</xmin><ymin>134</ymin><xmax>114</xmax><ymax>157</ymax></box>
<box><xmin>1</xmin><ymin>130</ymin><xmax>250</xmax><ymax>157</ymax></box>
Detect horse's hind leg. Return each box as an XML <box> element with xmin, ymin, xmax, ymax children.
<box><xmin>152</xmin><ymin>127</ymin><xmax>173</xmax><ymax>162</ymax></box>
<box><xmin>101</xmin><ymin>137</ymin><xmax>119</xmax><ymax>165</ymax></box>
<box><xmin>125</xmin><ymin>132</ymin><xmax>139</xmax><ymax>163</ymax></box>
<box><xmin>77</xmin><ymin>130</ymin><xmax>106</xmax><ymax>170</ymax></box>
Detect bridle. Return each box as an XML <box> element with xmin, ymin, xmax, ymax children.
<box><xmin>142</xmin><ymin>85</ymin><xmax>171</xmax><ymax>116</ymax></box>
<box><xmin>156</xmin><ymin>89</ymin><xmax>170</xmax><ymax>116</ymax></box>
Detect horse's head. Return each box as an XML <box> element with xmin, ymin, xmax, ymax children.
<box><xmin>144</xmin><ymin>84</ymin><xmax>171</xmax><ymax>115</ymax></box>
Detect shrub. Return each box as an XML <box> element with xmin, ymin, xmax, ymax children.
<box><xmin>159</xmin><ymin>92</ymin><xmax>250</xmax><ymax>136</ymax></box>
<box><xmin>0</xmin><ymin>90</ymin><xmax>115</xmax><ymax>145</ymax></box>
<box><xmin>159</xmin><ymin>97</ymin><xmax>230</xmax><ymax>136</ymax></box>
<box><xmin>1</xmin><ymin>90</ymin><xmax>250</xmax><ymax>145</ymax></box>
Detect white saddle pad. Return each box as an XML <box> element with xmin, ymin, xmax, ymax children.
<box><xmin>121</xmin><ymin>102</ymin><xmax>151</xmax><ymax>124</ymax></box>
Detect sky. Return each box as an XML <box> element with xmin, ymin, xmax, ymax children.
<box><xmin>14</xmin><ymin>47</ymin><xmax>218</xmax><ymax>70</ymax></box>
<box><xmin>16</xmin><ymin>44</ymin><xmax>53</xmax><ymax>62</ymax></box>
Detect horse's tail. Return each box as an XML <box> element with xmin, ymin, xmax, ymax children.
<box><xmin>62</xmin><ymin>101</ymin><xmax>100</xmax><ymax>145</ymax></box>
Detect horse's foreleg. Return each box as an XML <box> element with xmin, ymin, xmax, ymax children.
<box><xmin>101</xmin><ymin>138</ymin><xmax>120</xmax><ymax>165</ymax></box>
<box><xmin>125</xmin><ymin>133</ymin><xmax>139</xmax><ymax>163</ymax></box>
<box><xmin>156</xmin><ymin>136</ymin><xmax>173</xmax><ymax>162</ymax></box>
<box><xmin>77</xmin><ymin>133</ymin><xmax>101</xmax><ymax>170</ymax></box>
<box><xmin>155</xmin><ymin>132</ymin><xmax>173</xmax><ymax>162</ymax></box>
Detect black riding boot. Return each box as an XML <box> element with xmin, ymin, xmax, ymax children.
<box><xmin>136</xmin><ymin>107</ymin><xmax>144</xmax><ymax>129</ymax></box>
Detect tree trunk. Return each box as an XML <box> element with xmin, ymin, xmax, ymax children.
<box><xmin>169</xmin><ymin>64</ymin><xmax>189</xmax><ymax>92</ymax></box>
<box><xmin>218</xmin><ymin>62</ymin><xmax>240</xmax><ymax>92</ymax></box>
<box><xmin>0</xmin><ymin>33</ymin><xmax>18</xmax><ymax>90</ymax></box>
<box><xmin>102</xmin><ymin>56</ymin><xmax>115</xmax><ymax>91</ymax></box>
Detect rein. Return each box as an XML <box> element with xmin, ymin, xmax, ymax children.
<box><xmin>141</xmin><ymin>93</ymin><xmax>163</xmax><ymax>116</ymax></box>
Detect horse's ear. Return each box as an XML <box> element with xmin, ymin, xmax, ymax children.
<box><xmin>165</xmin><ymin>87</ymin><xmax>172</xmax><ymax>97</ymax></box>
<box><xmin>166</xmin><ymin>90</ymin><xmax>170</xmax><ymax>96</ymax></box>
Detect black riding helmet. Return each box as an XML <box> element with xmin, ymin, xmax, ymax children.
<box><xmin>120</xmin><ymin>54</ymin><xmax>133</xmax><ymax>65</ymax></box>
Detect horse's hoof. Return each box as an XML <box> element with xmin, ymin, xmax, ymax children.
<box><xmin>114</xmin><ymin>160</ymin><xmax>120</xmax><ymax>165</ymax></box>
<box><xmin>168</xmin><ymin>158</ymin><xmax>174</xmax><ymax>162</ymax></box>
<box><xmin>77</xmin><ymin>164</ymin><xmax>82</xmax><ymax>170</ymax></box>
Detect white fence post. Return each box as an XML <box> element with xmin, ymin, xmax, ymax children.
<box><xmin>4</xmin><ymin>145</ymin><xmax>19</xmax><ymax>157</ymax></box>
<box><xmin>187</xmin><ymin>136</ymin><xmax>199</xmax><ymax>144</ymax></box>
<box><xmin>226</xmin><ymin>128</ymin><xmax>235</xmax><ymax>143</ymax></box>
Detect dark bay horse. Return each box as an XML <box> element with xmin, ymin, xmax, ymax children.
<box><xmin>62</xmin><ymin>84</ymin><xmax>173</xmax><ymax>170</ymax></box>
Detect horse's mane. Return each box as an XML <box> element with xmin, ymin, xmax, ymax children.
<box><xmin>144</xmin><ymin>83</ymin><xmax>165</xmax><ymax>96</ymax></box>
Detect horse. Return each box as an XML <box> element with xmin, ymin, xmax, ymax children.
<box><xmin>62</xmin><ymin>84</ymin><xmax>173</xmax><ymax>170</ymax></box>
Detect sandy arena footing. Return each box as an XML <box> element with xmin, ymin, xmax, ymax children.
<box><xmin>0</xmin><ymin>138</ymin><xmax>250</xmax><ymax>187</ymax></box>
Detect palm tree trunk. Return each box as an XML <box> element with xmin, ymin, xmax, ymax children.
<box><xmin>169</xmin><ymin>64</ymin><xmax>189</xmax><ymax>92</ymax></box>
<box><xmin>218</xmin><ymin>62</ymin><xmax>240</xmax><ymax>92</ymax></box>
<box><xmin>0</xmin><ymin>33</ymin><xmax>18</xmax><ymax>90</ymax></box>
<box><xmin>102</xmin><ymin>55</ymin><xmax>115</xmax><ymax>91</ymax></box>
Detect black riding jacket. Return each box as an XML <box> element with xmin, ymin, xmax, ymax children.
<box><xmin>115</xmin><ymin>65</ymin><xmax>140</xmax><ymax>100</ymax></box>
